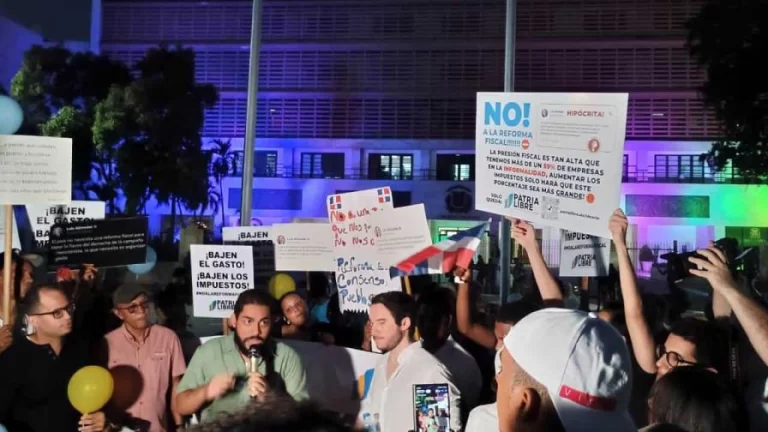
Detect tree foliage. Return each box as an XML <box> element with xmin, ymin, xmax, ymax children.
<box><xmin>687</xmin><ymin>0</ymin><xmax>768</xmax><ymax>181</ymax></box>
<box><xmin>11</xmin><ymin>45</ymin><xmax>220</xmax><ymax>230</ymax></box>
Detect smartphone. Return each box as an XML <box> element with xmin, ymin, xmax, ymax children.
<box><xmin>413</xmin><ymin>383</ymin><xmax>451</xmax><ymax>432</ymax></box>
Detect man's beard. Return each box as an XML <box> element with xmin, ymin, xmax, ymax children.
<box><xmin>235</xmin><ymin>331</ymin><xmax>268</xmax><ymax>356</ymax></box>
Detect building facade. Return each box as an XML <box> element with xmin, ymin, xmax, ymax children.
<box><xmin>99</xmin><ymin>0</ymin><xmax>768</xmax><ymax>250</ymax></box>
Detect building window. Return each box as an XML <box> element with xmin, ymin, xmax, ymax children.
<box><xmin>653</xmin><ymin>154</ymin><xmax>707</xmax><ymax>181</ymax></box>
<box><xmin>622</xmin><ymin>154</ymin><xmax>629</xmax><ymax>181</ymax></box>
<box><xmin>301</xmin><ymin>152</ymin><xmax>345</xmax><ymax>179</ymax></box>
<box><xmin>436</xmin><ymin>154</ymin><xmax>474</xmax><ymax>181</ymax></box>
<box><xmin>233</xmin><ymin>151</ymin><xmax>278</xmax><ymax>177</ymax></box>
<box><xmin>368</xmin><ymin>153</ymin><xmax>413</xmax><ymax>180</ymax></box>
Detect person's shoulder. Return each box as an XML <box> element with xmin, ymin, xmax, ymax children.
<box><xmin>274</xmin><ymin>340</ymin><xmax>302</xmax><ymax>360</ymax></box>
<box><xmin>151</xmin><ymin>324</ymin><xmax>182</xmax><ymax>341</ymax></box>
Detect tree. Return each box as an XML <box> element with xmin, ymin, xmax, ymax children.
<box><xmin>687</xmin><ymin>1</ymin><xmax>768</xmax><ymax>181</ymax></box>
<box><xmin>11</xmin><ymin>46</ymin><xmax>132</xmax><ymax>202</ymax></box>
<box><xmin>95</xmin><ymin>46</ymin><xmax>218</xmax><ymax>234</ymax></box>
<box><xmin>209</xmin><ymin>139</ymin><xmax>236</xmax><ymax>229</ymax></box>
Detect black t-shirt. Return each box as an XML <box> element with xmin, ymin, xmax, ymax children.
<box><xmin>0</xmin><ymin>336</ymin><xmax>93</xmax><ymax>432</ymax></box>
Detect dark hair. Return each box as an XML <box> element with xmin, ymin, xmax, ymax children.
<box><xmin>20</xmin><ymin>283</ymin><xmax>68</xmax><ymax>315</ymax></box>
<box><xmin>600</xmin><ymin>301</ymin><xmax>628</xmax><ymax>340</ymax></box>
<box><xmin>669</xmin><ymin>318</ymin><xmax>729</xmax><ymax>374</ymax></box>
<box><xmin>648</xmin><ymin>367</ymin><xmax>746</xmax><ymax>432</ymax></box>
<box><xmin>416</xmin><ymin>288</ymin><xmax>454</xmax><ymax>343</ymax></box>
<box><xmin>0</xmin><ymin>250</ymin><xmax>26</xmax><ymax>304</ymax></box>
<box><xmin>642</xmin><ymin>424</ymin><xmax>688</xmax><ymax>432</ymax></box>
<box><xmin>495</xmin><ymin>300</ymin><xmax>540</xmax><ymax>325</ymax></box>
<box><xmin>371</xmin><ymin>291</ymin><xmax>416</xmax><ymax>338</ymax></box>
<box><xmin>235</xmin><ymin>289</ymin><xmax>276</xmax><ymax>317</ymax></box>
<box><xmin>188</xmin><ymin>396</ymin><xmax>361</xmax><ymax>432</ymax></box>
<box><xmin>279</xmin><ymin>291</ymin><xmax>303</xmax><ymax>305</ymax></box>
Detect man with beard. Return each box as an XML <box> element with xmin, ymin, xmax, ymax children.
<box><xmin>363</xmin><ymin>291</ymin><xmax>462</xmax><ymax>432</ymax></box>
<box><xmin>175</xmin><ymin>289</ymin><xmax>308</xmax><ymax>422</ymax></box>
<box><xmin>104</xmin><ymin>284</ymin><xmax>186</xmax><ymax>432</ymax></box>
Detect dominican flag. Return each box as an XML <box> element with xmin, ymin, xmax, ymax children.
<box><xmin>329</xmin><ymin>195</ymin><xmax>343</xmax><ymax>210</ymax></box>
<box><xmin>377</xmin><ymin>187</ymin><xmax>391</xmax><ymax>204</ymax></box>
<box><xmin>389</xmin><ymin>219</ymin><xmax>490</xmax><ymax>278</ymax></box>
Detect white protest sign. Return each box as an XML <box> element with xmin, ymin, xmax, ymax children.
<box><xmin>272</xmin><ymin>223</ymin><xmax>335</xmax><ymax>272</ymax></box>
<box><xmin>26</xmin><ymin>201</ymin><xmax>106</xmax><ymax>249</ymax></box>
<box><xmin>475</xmin><ymin>93</ymin><xmax>628</xmax><ymax>238</ymax></box>
<box><xmin>222</xmin><ymin>226</ymin><xmax>274</xmax><ymax>288</ymax></box>
<box><xmin>191</xmin><ymin>244</ymin><xmax>255</xmax><ymax>318</ymax></box>
<box><xmin>0</xmin><ymin>206</ymin><xmax>20</xmax><ymax>253</ymax></box>
<box><xmin>328</xmin><ymin>187</ymin><xmax>395</xmax><ymax>313</ymax></box>
<box><xmin>0</xmin><ymin>135</ymin><xmax>73</xmax><ymax>204</ymax></box>
<box><xmin>558</xmin><ymin>231</ymin><xmax>611</xmax><ymax>277</ymax></box>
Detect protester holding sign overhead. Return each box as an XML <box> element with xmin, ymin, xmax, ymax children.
<box><xmin>0</xmin><ymin>284</ymin><xmax>111</xmax><ymax>432</ymax></box>
<box><xmin>175</xmin><ymin>289</ymin><xmax>308</xmax><ymax>422</ymax></box>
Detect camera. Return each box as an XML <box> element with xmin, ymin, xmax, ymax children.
<box><xmin>660</xmin><ymin>238</ymin><xmax>739</xmax><ymax>283</ymax></box>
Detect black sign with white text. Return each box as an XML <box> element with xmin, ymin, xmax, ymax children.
<box><xmin>48</xmin><ymin>217</ymin><xmax>148</xmax><ymax>268</ymax></box>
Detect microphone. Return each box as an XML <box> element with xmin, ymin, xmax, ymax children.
<box><xmin>248</xmin><ymin>346</ymin><xmax>261</xmax><ymax>373</ymax></box>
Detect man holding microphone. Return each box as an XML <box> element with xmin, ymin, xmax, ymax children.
<box><xmin>175</xmin><ymin>290</ymin><xmax>309</xmax><ymax>422</ymax></box>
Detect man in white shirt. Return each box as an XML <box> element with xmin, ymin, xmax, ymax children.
<box><xmin>416</xmin><ymin>287</ymin><xmax>482</xmax><ymax>412</ymax></box>
<box><xmin>362</xmin><ymin>291</ymin><xmax>463</xmax><ymax>432</ymax></box>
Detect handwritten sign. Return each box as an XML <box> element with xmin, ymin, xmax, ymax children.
<box><xmin>0</xmin><ymin>205</ymin><xmax>20</xmax><ymax>253</ymax></box>
<box><xmin>222</xmin><ymin>227</ymin><xmax>273</xmax><ymax>289</ymax></box>
<box><xmin>0</xmin><ymin>135</ymin><xmax>72</xmax><ymax>204</ymax></box>
<box><xmin>191</xmin><ymin>245</ymin><xmax>255</xmax><ymax>318</ymax></box>
<box><xmin>272</xmin><ymin>223</ymin><xmax>335</xmax><ymax>272</ymax></box>
<box><xmin>328</xmin><ymin>187</ymin><xmax>395</xmax><ymax>313</ymax></box>
<box><xmin>26</xmin><ymin>201</ymin><xmax>105</xmax><ymax>249</ymax></box>
<box><xmin>558</xmin><ymin>230</ymin><xmax>611</xmax><ymax>277</ymax></box>
<box><xmin>475</xmin><ymin>92</ymin><xmax>628</xmax><ymax>237</ymax></box>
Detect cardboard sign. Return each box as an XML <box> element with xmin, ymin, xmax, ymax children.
<box><xmin>558</xmin><ymin>230</ymin><xmax>611</xmax><ymax>277</ymax></box>
<box><xmin>475</xmin><ymin>92</ymin><xmax>628</xmax><ymax>238</ymax></box>
<box><xmin>191</xmin><ymin>244</ymin><xmax>255</xmax><ymax>318</ymax></box>
<box><xmin>48</xmin><ymin>217</ymin><xmax>148</xmax><ymax>268</ymax></box>
<box><xmin>26</xmin><ymin>201</ymin><xmax>106</xmax><ymax>249</ymax></box>
<box><xmin>0</xmin><ymin>135</ymin><xmax>72</xmax><ymax>205</ymax></box>
<box><xmin>222</xmin><ymin>227</ymin><xmax>274</xmax><ymax>289</ymax></box>
<box><xmin>272</xmin><ymin>223</ymin><xmax>335</xmax><ymax>272</ymax></box>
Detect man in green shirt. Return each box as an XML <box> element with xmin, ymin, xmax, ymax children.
<box><xmin>175</xmin><ymin>290</ymin><xmax>309</xmax><ymax>421</ymax></box>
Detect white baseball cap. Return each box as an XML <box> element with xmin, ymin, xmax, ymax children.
<box><xmin>503</xmin><ymin>308</ymin><xmax>635</xmax><ymax>432</ymax></box>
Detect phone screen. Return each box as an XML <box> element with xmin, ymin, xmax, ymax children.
<box><xmin>413</xmin><ymin>383</ymin><xmax>450</xmax><ymax>432</ymax></box>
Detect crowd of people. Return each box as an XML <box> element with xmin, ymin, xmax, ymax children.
<box><xmin>1</xmin><ymin>208</ymin><xmax>767</xmax><ymax>432</ymax></box>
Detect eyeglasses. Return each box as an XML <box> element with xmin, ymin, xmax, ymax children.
<box><xmin>118</xmin><ymin>301</ymin><xmax>152</xmax><ymax>315</ymax></box>
<box><xmin>656</xmin><ymin>344</ymin><xmax>698</xmax><ymax>368</ymax></box>
<box><xmin>30</xmin><ymin>303</ymin><xmax>75</xmax><ymax>319</ymax></box>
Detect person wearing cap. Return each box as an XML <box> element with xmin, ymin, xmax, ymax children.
<box><xmin>496</xmin><ymin>308</ymin><xmax>635</xmax><ymax>432</ymax></box>
<box><xmin>103</xmin><ymin>284</ymin><xmax>186</xmax><ymax>432</ymax></box>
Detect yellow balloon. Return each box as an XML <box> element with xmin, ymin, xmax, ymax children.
<box><xmin>269</xmin><ymin>273</ymin><xmax>296</xmax><ymax>299</ymax></box>
<box><xmin>67</xmin><ymin>366</ymin><xmax>114</xmax><ymax>414</ymax></box>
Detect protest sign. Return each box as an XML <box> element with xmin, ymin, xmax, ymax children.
<box><xmin>0</xmin><ymin>135</ymin><xmax>72</xmax><ymax>204</ymax></box>
<box><xmin>475</xmin><ymin>92</ymin><xmax>628</xmax><ymax>237</ymax></box>
<box><xmin>26</xmin><ymin>201</ymin><xmax>106</xmax><ymax>249</ymax></box>
<box><xmin>0</xmin><ymin>205</ymin><xmax>20</xmax><ymax>253</ymax></box>
<box><xmin>329</xmin><ymin>192</ymin><xmax>431</xmax><ymax>312</ymax></box>
<box><xmin>558</xmin><ymin>230</ymin><xmax>611</xmax><ymax>277</ymax></box>
<box><xmin>272</xmin><ymin>223</ymin><xmax>335</xmax><ymax>272</ymax></box>
<box><xmin>198</xmin><ymin>336</ymin><xmax>380</xmax><ymax>416</ymax></box>
<box><xmin>191</xmin><ymin>244</ymin><xmax>255</xmax><ymax>318</ymax></box>
<box><xmin>328</xmin><ymin>188</ymin><xmax>395</xmax><ymax>312</ymax></box>
<box><xmin>222</xmin><ymin>226</ymin><xmax>274</xmax><ymax>289</ymax></box>
<box><xmin>48</xmin><ymin>217</ymin><xmax>148</xmax><ymax>268</ymax></box>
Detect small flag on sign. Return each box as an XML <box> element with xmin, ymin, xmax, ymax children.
<box><xmin>329</xmin><ymin>195</ymin><xmax>343</xmax><ymax>210</ymax></box>
<box><xmin>389</xmin><ymin>220</ymin><xmax>490</xmax><ymax>278</ymax></box>
<box><xmin>377</xmin><ymin>187</ymin><xmax>391</xmax><ymax>204</ymax></box>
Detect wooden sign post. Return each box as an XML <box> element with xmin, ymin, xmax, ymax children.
<box><xmin>2</xmin><ymin>205</ymin><xmax>12</xmax><ymax>324</ymax></box>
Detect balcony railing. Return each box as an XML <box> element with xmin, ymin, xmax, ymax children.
<box><xmin>230</xmin><ymin>165</ymin><xmax>757</xmax><ymax>184</ymax></box>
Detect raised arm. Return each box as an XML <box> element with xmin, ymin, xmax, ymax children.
<box><xmin>508</xmin><ymin>218</ymin><xmax>563</xmax><ymax>306</ymax></box>
<box><xmin>609</xmin><ymin>209</ymin><xmax>657</xmax><ymax>374</ymax></box>
<box><xmin>690</xmin><ymin>246</ymin><xmax>768</xmax><ymax>367</ymax></box>
<box><xmin>454</xmin><ymin>267</ymin><xmax>497</xmax><ymax>350</ymax></box>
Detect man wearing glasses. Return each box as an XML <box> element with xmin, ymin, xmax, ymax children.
<box><xmin>104</xmin><ymin>284</ymin><xmax>186</xmax><ymax>432</ymax></box>
<box><xmin>0</xmin><ymin>283</ymin><xmax>109</xmax><ymax>431</ymax></box>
